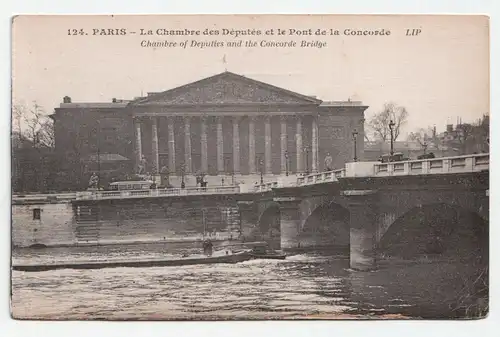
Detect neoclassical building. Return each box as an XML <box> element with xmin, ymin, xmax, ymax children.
<box><xmin>53</xmin><ymin>71</ymin><xmax>367</xmax><ymax>188</ymax></box>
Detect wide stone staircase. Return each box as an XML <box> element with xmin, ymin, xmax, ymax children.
<box><xmin>73</xmin><ymin>203</ymin><xmax>242</xmax><ymax>244</ymax></box>
<box><xmin>74</xmin><ymin>205</ymin><xmax>101</xmax><ymax>243</ymax></box>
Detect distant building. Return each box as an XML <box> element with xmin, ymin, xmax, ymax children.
<box><xmin>51</xmin><ymin>71</ymin><xmax>369</xmax><ymax>190</ymax></box>
<box><xmin>437</xmin><ymin>117</ymin><xmax>489</xmax><ymax>155</ymax></box>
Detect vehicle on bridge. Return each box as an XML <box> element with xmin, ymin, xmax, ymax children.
<box><xmin>417</xmin><ymin>152</ymin><xmax>436</xmax><ymax>160</ymax></box>
<box><xmin>109</xmin><ymin>180</ymin><xmax>154</xmax><ymax>191</ymax></box>
<box><xmin>379</xmin><ymin>152</ymin><xmax>410</xmax><ymax>163</ymax></box>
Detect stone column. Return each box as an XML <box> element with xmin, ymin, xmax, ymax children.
<box><xmin>200</xmin><ymin>116</ymin><xmax>208</xmax><ymax>173</ymax></box>
<box><xmin>151</xmin><ymin>117</ymin><xmax>159</xmax><ymax>174</ymax></box>
<box><xmin>184</xmin><ymin>117</ymin><xmax>192</xmax><ymax>174</ymax></box>
<box><xmin>134</xmin><ymin>118</ymin><xmax>142</xmax><ymax>169</ymax></box>
<box><xmin>216</xmin><ymin>116</ymin><xmax>224</xmax><ymax>174</ymax></box>
<box><xmin>296</xmin><ymin>117</ymin><xmax>303</xmax><ymax>172</ymax></box>
<box><xmin>248</xmin><ymin>116</ymin><xmax>256</xmax><ymax>174</ymax></box>
<box><xmin>167</xmin><ymin>117</ymin><xmax>176</xmax><ymax>173</ymax></box>
<box><xmin>280</xmin><ymin>116</ymin><xmax>288</xmax><ymax>174</ymax></box>
<box><xmin>277</xmin><ymin>198</ymin><xmax>302</xmax><ymax>249</ymax></box>
<box><xmin>312</xmin><ymin>116</ymin><xmax>318</xmax><ymax>172</ymax></box>
<box><xmin>232</xmin><ymin>116</ymin><xmax>240</xmax><ymax>174</ymax></box>
<box><xmin>264</xmin><ymin>116</ymin><xmax>272</xmax><ymax>174</ymax></box>
<box><xmin>347</xmin><ymin>192</ymin><xmax>378</xmax><ymax>271</ymax></box>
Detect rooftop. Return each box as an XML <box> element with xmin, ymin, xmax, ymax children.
<box><xmin>320</xmin><ymin>100</ymin><xmax>364</xmax><ymax>107</ymax></box>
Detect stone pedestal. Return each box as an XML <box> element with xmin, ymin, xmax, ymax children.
<box><xmin>347</xmin><ymin>192</ymin><xmax>378</xmax><ymax>271</ymax></box>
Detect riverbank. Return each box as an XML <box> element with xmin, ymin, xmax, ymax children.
<box><xmin>14</xmin><ymin>237</ymin><xmax>251</xmax><ymax>250</ymax></box>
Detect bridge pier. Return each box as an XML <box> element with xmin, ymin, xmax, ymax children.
<box><xmin>237</xmin><ymin>201</ymin><xmax>258</xmax><ymax>240</ymax></box>
<box><xmin>345</xmin><ymin>192</ymin><xmax>378</xmax><ymax>271</ymax></box>
<box><xmin>276</xmin><ymin>198</ymin><xmax>302</xmax><ymax>249</ymax></box>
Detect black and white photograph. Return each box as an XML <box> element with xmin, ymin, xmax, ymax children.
<box><xmin>10</xmin><ymin>14</ymin><xmax>490</xmax><ymax>320</ymax></box>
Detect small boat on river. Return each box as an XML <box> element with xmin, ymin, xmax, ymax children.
<box><xmin>249</xmin><ymin>251</ymin><xmax>287</xmax><ymax>260</ymax></box>
<box><xmin>248</xmin><ymin>243</ymin><xmax>287</xmax><ymax>260</ymax></box>
<box><xmin>12</xmin><ymin>249</ymin><xmax>253</xmax><ymax>272</ymax></box>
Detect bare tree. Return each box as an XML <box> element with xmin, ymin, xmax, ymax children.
<box><xmin>12</xmin><ymin>101</ymin><xmax>55</xmax><ymax>192</ymax></box>
<box><xmin>12</xmin><ymin>101</ymin><xmax>54</xmax><ymax>148</ymax></box>
<box><xmin>368</xmin><ymin>102</ymin><xmax>409</xmax><ymax>142</ymax></box>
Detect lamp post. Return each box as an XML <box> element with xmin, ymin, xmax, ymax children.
<box><xmin>259</xmin><ymin>158</ymin><xmax>264</xmax><ymax>184</ymax></box>
<box><xmin>303</xmin><ymin>146</ymin><xmax>310</xmax><ymax>174</ymax></box>
<box><xmin>284</xmin><ymin>150</ymin><xmax>289</xmax><ymax>176</ymax></box>
<box><xmin>352</xmin><ymin>129</ymin><xmax>358</xmax><ymax>162</ymax></box>
<box><xmin>389</xmin><ymin>120</ymin><xmax>395</xmax><ymax>156</ymax></box>
<box><xmin>180</xmin><ymin>163</ymin><xmax>185</xmax><ymax>189</ymax></box>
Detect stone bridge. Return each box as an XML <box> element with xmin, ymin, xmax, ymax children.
<box><xmin>12</xmin><ymin>153</ymin><xmax>489</xmax><ymax>270</ymax></box>
<box><xmin>239</xmin><ymin>153</ymin><xmax>489</xmax><ymax>270</ymax></box>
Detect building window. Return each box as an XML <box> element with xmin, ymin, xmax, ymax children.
<box><xmin>33</xmin><ymin>208</ymin><xmax>41</xmax><ymax>220</ymax></box>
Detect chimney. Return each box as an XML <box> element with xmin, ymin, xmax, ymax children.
<box><xmin>63</xmin><ymin>96</ymin><xmax>72</xmax><ymax>103</ymax></box>
<box><xmin>446</xmin><ymin>124</ymin><xmax>453</xmax><ymax>132</ymax></box>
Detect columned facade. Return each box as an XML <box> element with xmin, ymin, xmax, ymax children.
<box><xmin>70</xmin><ymin>72</ymin><xmax>368</xmax><ymax>187</ymax></box>
<box><xmin>53</xmin><ymin>71</ymin><xmax>369</xmax><ymax>190</ymax></box>
<box><xmin>133</xmin><ymin>114</ymin><xmax>319</xmax><ymax>180</ymax></box>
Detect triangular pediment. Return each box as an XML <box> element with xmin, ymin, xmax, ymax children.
<box><xmin>131</xmin><ymin>72</ymin><xmax>322</xmax><ymax>106</ymax></box>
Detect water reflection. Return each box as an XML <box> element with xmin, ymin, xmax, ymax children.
<box><xmin>11</xmin><ymin>246</ymin><xmax>486</xmax><ymax>320</ymax></box>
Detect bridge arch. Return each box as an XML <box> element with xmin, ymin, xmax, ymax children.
<box><xmin>378</xmin><ymin>203</ymin><xmax>488</xmax><ymax>262</ymax></box>
<box><xmin>299</xmin><ymin>201</ymin><xmax>351</xmax><ymax>252</ymax></box>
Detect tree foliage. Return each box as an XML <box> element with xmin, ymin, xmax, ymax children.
<box><xmin>368</xmin><ymin>102</ymin><xmax>409</xmax><ymax>142</ymax></box>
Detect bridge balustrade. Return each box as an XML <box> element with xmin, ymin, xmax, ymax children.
<box><xmin>296</xmin><ymin>169</ymin><xmax>346</xmax><ymax>186</ymax></box>
<box><xmin>74</xmin><ymin>185</ymin><xmax>241</xmax><ymax>201</ymax></box>
<box><xmin>374</xmin><ymin>153</ymin><xmax>489</xmax><ymax>177</ymax></box>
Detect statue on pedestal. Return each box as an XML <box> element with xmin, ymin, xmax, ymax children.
<box><xmin>137</xmin><ymin>155</ymin><xmax>147</xmax><ymax>175</ymax></box>
<box><xmin>88</xmin><ymin>172</ymin><xmax>99</xmax><ymax>189</ymax></box>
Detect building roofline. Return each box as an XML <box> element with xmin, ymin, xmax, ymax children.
<box><xmin>130</xmin><ymin>71</ymin><xmax>324</xmax><ymax>106</ymax></box>
<box><xmin>57</xmin><ymin>102</ymin><xmax>129</xmax><ymax>109</ymax></box>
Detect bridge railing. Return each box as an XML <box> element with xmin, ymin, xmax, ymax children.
<box><xmin>252</xmin><ymin>169</ymin><xmax>346</xmax><ymax>192</ymax></box>
<box><xmin>373</xmin><ymin>153</ymin><xmax>489</xmax><ymax>177</ymax></box>
<box><xmin>12</xmin><ymin>192</ymin><xmax>77</xmax><ymax>203</ymax></box>
<box><xmin>253</xmin><ymin>181</ymin><xmax>279</xmax><ymax>193</ymax></box>
<box><xmin>296</xmin><ymin>169</ymin><xmax>346</xmax><ymax>186</ymax></box>
<box><xmin>75</xmin><ymin>185</ymin><xmax>241</xmax><ymax>201</ymax></box>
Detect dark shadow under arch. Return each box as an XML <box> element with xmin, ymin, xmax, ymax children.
<box><xmin>299</xmin><ymin>202</ymin><xmax>351</xmax><ymax>252</ymax></box>
<box><xmin>258</xmin><ymin>205</ymin><xmax>281</xmax><ymax>249</ymax></box>
<box><xmin>379</xmin><ymin>203</ymin><xmax>488</xmax><ymax>263</ymax></box>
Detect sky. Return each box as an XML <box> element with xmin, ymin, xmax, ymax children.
<box><xmin>11</xmin><ymin>15</ymin><xmax>489</xmax><ymax>136</ymax></box>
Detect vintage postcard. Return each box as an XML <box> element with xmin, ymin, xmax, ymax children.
<box><xmin>11</xmin><ymin>15</ymin><xmax>489</xmax><ymax>320</ymax></box>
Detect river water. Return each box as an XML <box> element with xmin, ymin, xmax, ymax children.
<box><xmin>10</xmin><ymin>243</ymin><xmax>486</xmax><ymax>320</ymax></box>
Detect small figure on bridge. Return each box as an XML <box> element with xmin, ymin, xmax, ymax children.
<box><xmin>324</xmin><ymin>153</ymin><xmax>333</xmax><ymax>171</ymax></box>
<box><xmin>160</xmin><ymin>165</ymin><xmax>169</xmax><ymax>186</ymax></box>
<box><xmin>203</xmin><ymin>238</ymin><xmax>213</xmax><ymax>256</ymax></box>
